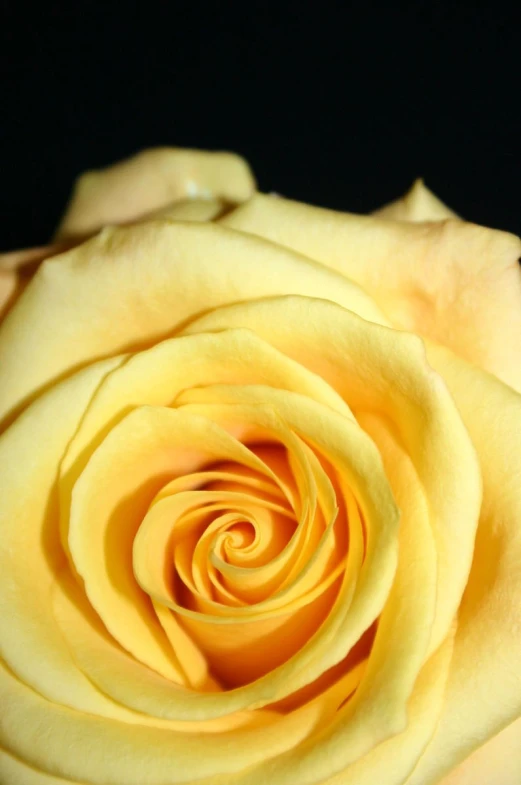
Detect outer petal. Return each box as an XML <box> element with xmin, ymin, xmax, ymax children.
<box><xmin>221</xmin><ymin>193</ymin><xmax>521</xmax><ymax>391</ymax></box>
<box><xmin>0</xmin><ymin>244</ymin><xmax>66</xmax><ymax>320</ymax></box>
<box><xmin>317</xmin><ymin>633</ymin><xmax>455</xmax><ymax>785</ymax></box>
<box><xmin>373</xmin><ymin>179</ymin><xmax>458</xmax><ymax>222</ymax></box>
<box><xmin>437</xmin><ymin>717</ymin><xmax>521</xmax><ymax>785</ymax></box>
<box><xmin>0</xmin><ymin>356</ymin><xmax>144</xmax><ymax>719</ymax></box>
<box><xmin>151</xmin><ymin>197</ymin><xmax>227</xmax><ymax>222</ymax></box>
<box><xmin>0</xmin><ymin>750</ymin><xmax>84</xmax><ymax>785</ymax></box>
<box><xmin>405</xmin><ymin>346</ymin><xmax>521</xmax><ymax>784</ymax></box>
<box><xmin>55</xmin><ymin>147</ymin><xmax>255</xmax><ymax>239</ymax></box>
<box><xmin>0</xmin><ymin>221</ymin><xmax>388</xmax><ymax>423</ymax></box>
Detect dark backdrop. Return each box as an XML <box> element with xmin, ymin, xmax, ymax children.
<box><xmin>2</xmin><ymin>2</ymin><xmax>520</xmax><ymax>250</ymax></box>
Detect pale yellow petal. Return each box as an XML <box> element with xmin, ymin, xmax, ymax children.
<box><xmin>153</xmin><ymin>196</ymin><xmax>227</xmax><ymax>222</ymax></box>
<box><xmin>222</xmin><ymin>193</ymin><xmax>521</xmax><ymax>391</ymax></box>
<box><xmin>0</xmin><ymin>659</ymin><xmax>346</xmax><ymax>785</ymax></box>
<box><xmin>0</xmin><ymin>750</ymin><xmax>84</xmax><ymax>785</ymax></box>
<box><xmin>0</xmin><ymin>222</ymin><xmax>387</xmax><ymax>423</ymax></box>
<box><xmin>406</xmin><ymin>345</ymin><xmax>521</xmax><ymax>784</ymax></box>
<box><xmin>0</xmin><ymin>355</ymin><xmax>159</xmax><ymax>721</ymax></box>
<box><xmin>436</xmin><ymin>717</ymin><xmax>521</xmax><ymax>785</ymax></box>
<box><xmin>373</xmin><ymin>178</ymin><xmax>458</xmax><ymax>221</ymax></box>
<box><xmin>55</xmin><ymin>147</ymin><xmax>255</xmax><ymax>239</ymax></box>
<box><xmin>313</xmin><ymin>633</ymin><xmax>455</xmax><ymax>785</ymax></box>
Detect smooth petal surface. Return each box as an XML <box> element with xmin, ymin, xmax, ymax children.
<box><xmin>0</xmin><ymin>221</ymin><xmax>387</xmax><ymax>423</ymax></box>
<box><xmin>221</xmin><ymin>193</ymin><xmax>521</xmax><ymax>391</ymax></box>
<box><xmin>317</xmin><ymin>633</ymin><xmax>455</xmax><ymax>785</ymax></box>
<box><xmin>405</xmin><ymin>345</ymin><xmax>521</xmax><ymax>784</ymax></box>
<box><xmin>437</xmin><ymin>717</ymin><xmax>521</xmax><ymax>785</ymax></box>
<box><xmin>55</xmin><ymin>147</ymin><xmax>255</xmax><ymax>239</ymax></box>
<box><xmin>0</xmin><ymin>750</ymin><xmax>82</xmax><ymax>785</ymax></box>
<box><xmin>0</xmin><ymin>355</ymin><xmax>148</xmax><ymax>719</ymax></box>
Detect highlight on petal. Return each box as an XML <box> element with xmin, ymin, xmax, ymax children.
<box><xmin>151</xmin><ymin>196</ymin><xmax>228</xmax><ymax>223</ymax></box>
<box><xmin>0</xmin><ymin>221</ymin><xmax>388</xmax><ymax>423</ymax></box>
<box><xmin>373</xmin><ymin>178</ymin><xmax>458</xmax><ymax>222</ymax></box>
<box><xmin>222</xmin><ymin>192</ymin><xmax>521</xmax><ymax>391</ymax></box>
<box><xmin>55</xmin><ymin>146</ymin><xmax>256</xmax><ymax>240</ymax></box>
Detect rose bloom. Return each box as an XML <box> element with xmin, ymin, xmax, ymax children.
<box><xmin>1</xmin><ymin>148</ymin><xmax>520</xmax><ymax>785</ymax></box>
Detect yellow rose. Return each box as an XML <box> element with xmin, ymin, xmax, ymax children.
<box><xmin>0</xmin><ymin>148</ymin><xmax>520</xmax><ymax>785</ymax></box>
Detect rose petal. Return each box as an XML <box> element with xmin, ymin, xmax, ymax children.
<box><xmin>0</xmin><ymin>356</ymin><xmax>151</xmax><ymax>720</ymax></box>
<box><xmin>436</xmin><ymin>717</ymin><xmax>521</xmax><ymax>785</ymax></box>
<box><xmin>55</xmin><ymin>147</ymin><xmax>255</xmax><ymax>240</ymax></box>
<box><xmin>0</xmin><ymin>658</ymin><xmax>359</xmax><ymax>785</ymax></box>
<box><xmin>405</xmin><ymin>345</ymin><xmax>521</xmax><ymax>783</ymax></box>
<box><xmin>183</xmin><ymin>295</ymin><xmax>482</xmax><ymax>655</ymax></box>
<box><xmin>373</xmin><ymin>178</ymin><xmax>458</xmax><ymax>222</ymax></box>
<box><xmin>0</xmin><ymin>243</ymin><xmax>66</xmax><ymax>320</ymax></box>
<box><xmin>0</xmin><ymin>222</ymin><xmax>388</xmax><ymax>423</ymax></box>
<box><xmin>150</xmin><ymin>196</ymin><xmax>228</xmax><ymax>223</ymax></box>
<box><xmin>0</xmin><ymin>749</ymin><xmax>83</xmax><ymax>785</ymax></box>
<box><xmin>221</xmin><ymin>193</ymin><xmax>521</xmax><ymax>391</ymax></box>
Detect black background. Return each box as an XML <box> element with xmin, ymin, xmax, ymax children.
<box><xmin>2</xmin><ymin>2</ymin><xmax>520</xmax><ymax>251</ymax></box>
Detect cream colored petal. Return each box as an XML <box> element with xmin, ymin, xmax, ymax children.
<box><xmin>313</xmin><ymin>633</ymin><xmax>455</xmax><ymax>785</ymax></box>
<box><xmin>0</xmin><ymin>750</ymin><xmax>85</xmax><ymax>785</ymax></box>
<box><xmin>152</xmin><ymin>196</ymin><xmax>228</xmax><ymax>222</ymax></box>
<box><xmin>55</xmin><ymin>147</ymin><xmax>256</xmax><ymax>239</ymax></box>
<box><xmin>373</xmin><ymin>178</ymin><xmax>458</xmax><ymax>221</ymax></box>
<box><xmin>405</xmin><ymin>344</ymin><xmax>521</xmax><ymax>784</ymax></box>
<box><xmin>222</xmin><ymin>193</ymin><xmax>521</xmax><ymax>391</ymax></box>
<box><xmin>0</xmin><ymin>355</ymin><xmax>158</xmax><ymax>721</ymax></box>
<box><xmin>0</xmin><ymin>659</ymin><xmax>352</xmax><ymax>785</ymax></box>
<box><xmin>436</xmin><ymin>717</ymin><xmax>521</xmax><ymax>785</ymax></box>
<box><xmin>0</xmin><ymin>221</ymin><xmax>387</xmax><ymax>424</ymax></box>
